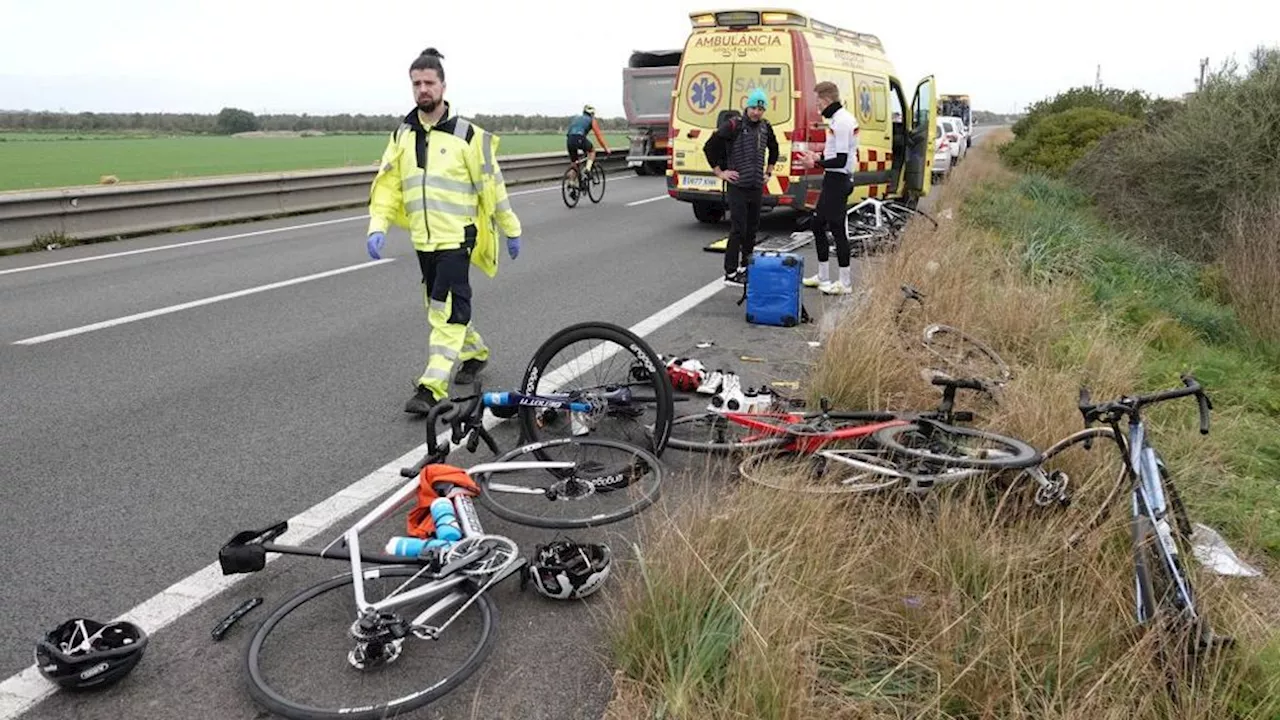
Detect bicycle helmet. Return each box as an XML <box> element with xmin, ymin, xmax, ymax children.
<box><xmin>34</xmin><ymin>618</ymin><xmax>148</xmax><ymax>691</ymax></box>
<box><xmin>583</xmin><ymin>104</ymin><xmax>595</xmax><ymax>115</ymax></box>
<box><xmin>527</xmin><ymin>540</ymin><xmax>611</xmax><ymax>600</ymax></box>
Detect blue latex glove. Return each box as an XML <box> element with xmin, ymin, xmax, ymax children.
<box><xmin>507</xmin><ymin>236</ymin><xmax>520</xmax><ymax>259</ymax></box>
<box><xmin>366</xmin><ymin>232</ymin><xmax>385</xmax><ymax>260</ymax></box>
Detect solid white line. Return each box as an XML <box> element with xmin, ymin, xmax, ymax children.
<box><xmin>625</xmin><ymin>194</ymin><xmax>669</xmax><ymax>207</ymax></box>
<box><xmin>0</xmin><ymin>216</ymin><xmax>368</xmax><ymax>277</ymax></box>
<box><xmin>0</xmin><ymin>272</ymin><xmax>730</xmax><ymax>718</ymax></box>
<box><xmin>0</xmin><ymin>175</ymin><xmax>642</xmax><ymax>277</ymax></box>
<box><xmin>12</xmin><ymin>260</ymin><xmax>393</xmax><ymax>345</ymax></box>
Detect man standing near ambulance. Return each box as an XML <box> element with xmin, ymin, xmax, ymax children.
<box><xmin>365</xmin><ymin>47</ymin><xmax>523</xmax><ymax>415</ymax></box>
<box><xmin>705</xmin><ymin>88</ymin><xmax>779</xmax><ymax>286</ymax></box>
<box><xmin>802</xmin><ymin>81</ymin><xmax>858</xmax><ymax>295</ymax></box>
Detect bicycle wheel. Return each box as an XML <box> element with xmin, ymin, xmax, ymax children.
<box><xmin>561</xmin><ymin>167</ymin><xmax>580</xmax><ymax>208</ymax></box>
<box><xmin>518</xmin><ymin>321</ymin><xmax>674</xmax><ymax>456</ymax></box>
<box><xmin>739</xmin><ymin>448</ymin><xmax>900</xmax><ymax>495</ymax></box>
<box><xmin>245</xmin><ymin>567</ymin><xmax>496</xmax><ymax>720</ymax></box>
<box><xmin>587</xmin><ymin>164</ymin><xmax>606</xmax><ymax>203</ymax></box>
<box><xmin>873</xmin><ymin>420</ymin><xmax>1040</xmax><ymax>470</ymax></box>
<box><xmin>474</xmin><ymin>436</ymin><xmax>663</xmax><ymax>528</ymax></box>
<box><xmin>921</xmin><ymin>323</ymin><xmax>1013</xmax><ymax>387</ymax></box>
<box><xmin>1004</xmin><ymin>426</ymin><xmax>1129</xmax><ymax>546</ymax></box>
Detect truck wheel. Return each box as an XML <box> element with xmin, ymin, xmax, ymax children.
<box><xmin>634</xmin><ymin>164</ymin><xmax>651</xmax><ymax>176</ymax></box>
<box><xmin>692</xmin><ymin>202</ymin><xmax>724</xmax><ymax>224</ymax></box>
<box><xmin>646</xmin><ymin>160</ymin><xmax>666</xmax><ymax>175</ymax></box>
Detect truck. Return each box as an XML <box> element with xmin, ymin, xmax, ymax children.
<box><xmin>938</xmin><ymin>94</ymin><xmax>972</xmax><ymax>146</ymax></box>
<box><xmin>622</xmin><ymin>49</ymin><xmax>682</xmax><ymax>176</ymax></box>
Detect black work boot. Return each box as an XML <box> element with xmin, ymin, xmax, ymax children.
<box><xmin>453</xmin><ymin>358</ymin><xmax>488</xmax><ymax>385</ymax></box>
<box><xmin>404</xmin><ymin>385</ymin><xmax>439</xmax><ymax>415</ymax></box>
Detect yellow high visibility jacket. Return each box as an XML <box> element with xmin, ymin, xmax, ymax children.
<box><xmin>367</xmin><ymin>103</ymin><xmax>521</xmax><ymax>278</ymax></box>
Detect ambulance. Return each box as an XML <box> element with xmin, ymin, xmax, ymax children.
<box><xmin>665</xmin><ymin>8</ymin><xmax>938</xmax><ymax>224</ymax></box>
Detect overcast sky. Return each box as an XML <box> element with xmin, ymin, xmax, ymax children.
<box><xmin>1</xmin><ymin>0</ymin><xmax>1277</xmax><ymax>117</ymax></box>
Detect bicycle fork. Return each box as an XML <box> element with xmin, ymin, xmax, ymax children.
<box><xmin>1128</xmin><ymin>423</ymin><xmax>1197</xmax><ymax>625</ymax></box>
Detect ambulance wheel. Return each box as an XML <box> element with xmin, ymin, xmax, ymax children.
<box><xmin>693</xmin><ymin>202</ymin><xmax>723</xmax><ymax>224</ymax></box>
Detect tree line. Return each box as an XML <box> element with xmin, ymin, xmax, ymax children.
<box><xmin>0</xmin><ymin>107</ymin><xmax>631</xmax><ymax>135</ymax></box>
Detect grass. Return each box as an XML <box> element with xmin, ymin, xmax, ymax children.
<box><xmin>603</xmin><ymin>132</ymin><xmax>1280</xmax><ymax>719</ymax></box>
<box><xmin>0</xmin><ymin>131</ymin><xmax>629</xmax><ymax>191</ymax></box>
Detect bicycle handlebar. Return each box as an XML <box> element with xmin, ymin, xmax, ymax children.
<box><xmin>1078</xmin><ymin>373</ymin><xmax>1212</xmax><ymax>435</ymax></box>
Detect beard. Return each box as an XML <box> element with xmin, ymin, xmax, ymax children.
<box><xmin>416</xmin><ymin>97</ymin><xmax>440</xmax><ymax>114</ymax></box>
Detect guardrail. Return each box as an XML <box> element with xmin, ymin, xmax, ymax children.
<box><xmin>0</xmin><ymin>149</ymin><xmax>631</xmax><ymax>251</ymax></box>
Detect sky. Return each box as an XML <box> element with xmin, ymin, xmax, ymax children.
<box><xmin>1</xmin><ymin>0</ymin><xmax>1277</xmax><ymax>117</ymax></box>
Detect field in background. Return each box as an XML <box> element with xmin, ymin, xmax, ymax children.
<box><xmin>0</xmin><ymin>131</ymin><xmax>629</xmax><ymax>192</ymax></box>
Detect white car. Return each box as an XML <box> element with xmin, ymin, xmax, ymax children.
<box><xmin>938</xmin><ymin>116</ymin><xmax>968</xmax><ymax>165</ymax></box>
<box><xmin>932</xmin><ymin>122</ymin><xmax>952</xmax><ymax>182</ymax></box>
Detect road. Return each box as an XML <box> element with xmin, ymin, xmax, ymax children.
<box><xmin>1</xmin><ymin>130</ymin><xmax>990</xmax><ymax>719</ymax></box>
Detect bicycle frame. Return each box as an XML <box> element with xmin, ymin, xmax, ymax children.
<box><xmin>1120</xmin><ymin>418</ymin><xmax>1199</xmax><ymax>624</ymax></box>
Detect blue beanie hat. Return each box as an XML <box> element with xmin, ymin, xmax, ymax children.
<box><xmin>746</xmin><ymin>88</ymin><xmax>768</xmax><ymax>110</ymax></box>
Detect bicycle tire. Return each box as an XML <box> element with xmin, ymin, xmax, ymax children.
<box><xmin>873</xmin><ymin>421</ymin><xmax>1041</xmax><ymax>470</ymax></box>
<box><xmin>475</xmin><ymin>436</ymin><xmax>663</xmax><ymax>528</ymax></box>
<box><xmin>245</xmin><ymin>568</ymin><xmax>496</xmax><ymax>720</ymax></box>
<box><xmin>921</xmin><ymin>323</ymin><xmax>1013</xmax><ymax>386</ymax></box>
<box><xmin>664</xmin><ymin>411</ymin><xmax>798</xmax><ymax>453</ymax></box>
<box><xmin>1014</xmin><ymin>426</ymin><xmax>1129</xmax><ymax>547</ymax></box>
<box><xmin>561</xmin><ymin>167</ymin><xmax>580</xmax><ymax>208</ymax></box>
<box><xmin>587</xmin><ymin>164</ymin><xmax>606</xmax><ymax>203</ymax></box>
<box><xmin>518</xmin><ymin>321</ymin><xmax>674</xmax><ymax>456</ymax></box>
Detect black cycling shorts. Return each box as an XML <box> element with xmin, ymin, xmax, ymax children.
<box><xmin>566</xmin><ymin>134</ymin><xmax>592</xmax><ymax>162</ymax></box>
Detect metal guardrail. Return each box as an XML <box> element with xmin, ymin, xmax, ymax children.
<box><xmin>0</xmin><ymin>149</ymin><xmax>631</xmax><ymax>251</ymax></box>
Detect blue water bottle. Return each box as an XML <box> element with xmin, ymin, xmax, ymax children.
<box><xmin>385</xmin><ymin>536</ymin><xmax>429</xmax><ymax>557</ymax></box>
<box><xmin>430</xmin><ymin>498</ymin><xmax>463</xmax><ymax>542</ymax></box>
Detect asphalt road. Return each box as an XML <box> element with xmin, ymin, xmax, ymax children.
<box><xmin>1</xmin><ymin>130</ymin><xmax>991</xmax><ymax>719</ymax></box>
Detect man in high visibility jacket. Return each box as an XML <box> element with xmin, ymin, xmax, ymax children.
<box><xmin>365</xmin><ymin>47</ymin><xmax>523</xmax><ymax>414</ymax></box>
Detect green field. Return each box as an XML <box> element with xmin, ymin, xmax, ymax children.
<box><xmin>0</xmin><ymin>132</ymin><xmax>629</xmax><ymax>192</ymax></box>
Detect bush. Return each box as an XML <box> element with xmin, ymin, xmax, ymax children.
<box><xmin>999</xmin><ymin>107</ymin><xmax>1136</xmax><ymax>175</ymax></box>
<box><xmin>1011</xmin><ymin>85</ymin><xmax>1150</xmax><ymax>137</ymax></box>
<box><xmin>1070</xmin><ymin>47</ymin><xmax>1280</xmax><ymax>261</ymax></box>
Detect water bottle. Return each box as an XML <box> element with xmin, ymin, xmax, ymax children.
<box><xmin>483</xmin><ymin>391</ymin><xmax>512</xmax><ymax>408</ymax></box>
<box><xmin>430</xmin><ymin>497</ymin><xmax>463</xmax><ymax>542</ymax></box>
<box><xmin>385</xmin><ymin>536</ymin><xmax>453</xmax><ymax>558</ymax></box>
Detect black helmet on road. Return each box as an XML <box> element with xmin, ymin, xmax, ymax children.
<box><xmin>34</xmin><ymin>618</ymin><xmax>148</xmax><ymax>691</ymax></box>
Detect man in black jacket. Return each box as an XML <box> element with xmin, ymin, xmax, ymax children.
<box><xmin>704</xmin><ymin>89</ymin><xmax>779</xmax><ymax>286</ymax></box>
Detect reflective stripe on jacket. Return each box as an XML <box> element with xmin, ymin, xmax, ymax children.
<box><xmin>367</xmin><ymin>103</ymin><xmax>521</xmax><ymax>277</ymax></box>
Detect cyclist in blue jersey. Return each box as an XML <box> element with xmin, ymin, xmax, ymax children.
<box><xmin>565</xmin><ymin>104</ymin><xmax>611</xmax><ymax>182</ymax></box>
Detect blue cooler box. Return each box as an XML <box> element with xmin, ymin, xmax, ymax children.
<box><xmin>744</xmin><ymin>251</ymin><xmax>806</xmax><ymax>327</ymax></box>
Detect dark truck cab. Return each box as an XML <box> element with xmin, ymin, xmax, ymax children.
<box><xmin>622</xmin><ymin>49</ymin><xmax>682</xmax><ymax>175</ymax></box>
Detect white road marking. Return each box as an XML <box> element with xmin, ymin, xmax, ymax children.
<box><xmin>625</xmin><ymin>194</ymin><xmax>670</xmax><ymax>207</ymax></box>
<box><xmin>0</xmin><ymin>175</ymin><xmax>642</xmax><ymax>277</ymax></box>
<box><xmin>12</xmin><ymin>260</ymin><xmax>393</xmax><ymax>345</ymax></box>
<box><xmin>0</xmin><ymin>216</ymin><xmax>368</xmax><ymax>277</ymax></box>
<box><xmin>0</xmin><ymin>273</ymin><xmax>727</xmax><ymax>718</ymax></box>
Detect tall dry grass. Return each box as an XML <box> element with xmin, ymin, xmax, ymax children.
<box><xmin>604</xmin><ymin>134</ymin><xmax>1280</xmax><ymax>719</ymax></box>
<box><xmin>1219</xmin><ymin>195</ymin><xmax>1280</xmax><ymax>345</ymax></box>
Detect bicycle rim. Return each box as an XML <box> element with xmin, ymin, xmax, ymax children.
<box><xmin>245</xmin><ymin>567</ymin><xmax>496</xmax><ymax>720</ymax></box>
<box><xmin>588</xmin><ymin>166</ymin><xmax>605</xmax><ymax>203</ymax></box>
<box><xmin>518</xmin><ymin>321</ymin><xmax>674</xmax><ymax>456</ymax></box>
<box><xmin>873</xmin><ymin>421</ymin><xmax>1040</xmax><ymax>470</ymax></box>
<box><xmin>561</xmin><ymin>168</ymin><xmax>580</xmax><ymax>208</ymax></box>
<box><xmin>739</xmin><ymin>448</ymin><xmax>899</xmax><ymax>495</ymax></box>
<box><xmin>1005</xmin><ymin>426</ymin><xmax>1128</xmax><ymax>547</ymax></box>
<box><xmin>476</xmin><ymin>436</ymin><xmax>662</xmax><ymax>528</ymax></box>
<box><xmin>921</xmin><ymin>323</ymin><xmax>1013</xmax><ymax>386</ymax></box>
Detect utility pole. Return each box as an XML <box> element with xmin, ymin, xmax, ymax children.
<box><xmin>1196</xmin><ymin>57</ymin><xmax>1209</xmax><ymax>91</ymax></box>
<box><xmin>1095</xmin><ymin>64</ymin><xmax>1102</xmax><ymax>91</ymax></box>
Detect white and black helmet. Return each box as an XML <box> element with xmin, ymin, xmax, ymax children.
<box><xmin>527</xmin><ymin>540</ymin><xmax>612</xmax><ymax>600</ymax></box>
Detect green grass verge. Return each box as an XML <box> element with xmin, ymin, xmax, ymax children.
<box><xmin>965</xmin><ymin>172</ymin><xmax>1280</xmax><ymax>560</ymax></box>
<box><xmin>0</xmin><ymin>132</ymin><xmax>629</xmax><ymax>192</ymax></box>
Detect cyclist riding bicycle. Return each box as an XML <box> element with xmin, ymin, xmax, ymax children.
<box><xmin>566</xmin><ymin>104</ymin><xmax>611</xmax><ymax>177</ymax></box>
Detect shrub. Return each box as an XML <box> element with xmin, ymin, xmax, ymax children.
<box><xmin>1070</xmin><ymin>47</ymin><xmax>1280</xmax><ymax>261</ymax></box>
<box><xmin>999</xmin><ymin>107</ymin><xmax>1136</xmax><ymax>175</ymax></box>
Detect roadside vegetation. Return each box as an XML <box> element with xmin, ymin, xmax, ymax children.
<box><xmin>602</xmin><ymin>59</ymin><xmax>1280</xmax><ymax>715</ymax></box>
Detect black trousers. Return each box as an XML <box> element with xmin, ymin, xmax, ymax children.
<box><xmin>811</xmin><ymin>171</ymin><xmax>853</xmax><ymax>267</ymax></box>
<box><xmin>725</xmin><ymin>183</ymin><xmax>762</xmax><ymax>273</ymax></box>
